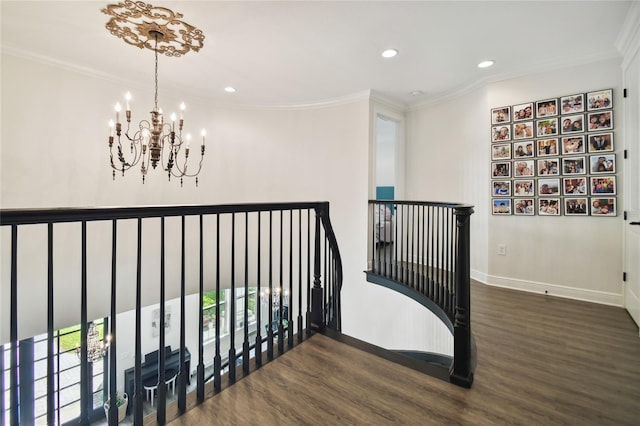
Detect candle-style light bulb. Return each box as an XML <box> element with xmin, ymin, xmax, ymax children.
<box><xmin>125</xmin><ymin>92</ymin><xmax>131</xmax><ymax>111</ymax></box>
<box><xmin>108</xmin><ymin>120</ymin><xmax>115</xmax><ymax>137</ymax></box>
<box><xmin>201</xmin><ymin>129</ymin><xmax>206</xmax><ymax>146</ymax></box>
<box><xmin>179</xmin><ymin>102</ymin><xmax>186</xmax><ymax>119</ymax></box>
<box><xmin>141</xmin><ymin>129</ymin><xmax>148</xmax><ymax>154</ymax></box>
<box><xmin>115</xmin><ymin>102</ymin><xmax>122</xmax><ymax>123</ymax></box>
<box><xmin>186</xmin><ymin>133</ymin><xmax>192</xmax><ymax>149</ymax></box>
<box><xmin>170</xmin><ymin>113</ymin><xmax>177</xmax><ymax>131</ymax></box>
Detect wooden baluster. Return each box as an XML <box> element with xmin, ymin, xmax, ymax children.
<box><xmin>134</xmin><ymin>218</ymin><xmax>144</xmax><ymax>423</ymax></box>
<box><xmin>214</xmin><ymin>215</ymin><xmax>221</xmax><ymax>392</ymax></box>
<box><xmin>255</xmin><ymin>212</ymin><xmax>263</xmax><ymax>366</ymax></box>
<box><xmin>229</xmin><ymin>213</ymin><xmax>236</xmax><ymax>383</ymax></box>
<box><xmin>179</xmin><ymin>215</ymin><xmax>187</xmax><ymax>413</ymax></box>
<box><xmin>267</xmin><ymin>211</ymin><xmax>274</xmax><ymax>359</ymax></box>
<box><xmin>243</xmin><ymin>212</ymin><xmax>250</xmax><ymax>374</ymax></box>
<box><xmin>278</xmin><ymin>211</ymin><xmax>284</xmax><ymax>354</ymax></box>
<box><xmin>197</xmin><ymin>215</ymin><xmax>205</xmax><ymax>403</ymax></box>
<box><xmin>157</xmin><ymin>217</ymin><xmax>167</xmax><ymax>424</ymax></box>
<box><xmin>297</xmin><ymin>209</ymin><xmax>304</xmax><ymax>342</ymax></box>
<box><xmin>288</xmin><ymin>208</ymin><xmax>294</xmax><ymax>348</ymax></box>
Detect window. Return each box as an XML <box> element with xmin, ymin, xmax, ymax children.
<box><xmin>1</xmin><ymin>320</ymin><xmax>107</xmax><ymax>425</ymax></box>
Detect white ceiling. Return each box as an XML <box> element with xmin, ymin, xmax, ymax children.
<box><xmin>0</xmin><ymin>1</ymin><xmax>633</xmax><ymax>108</ymax></box>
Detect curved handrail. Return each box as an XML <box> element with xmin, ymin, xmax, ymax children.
<box><xmin>367</xmin><ymin>199</ymin><xmax>475</xmax><ymax>388</ymax></box>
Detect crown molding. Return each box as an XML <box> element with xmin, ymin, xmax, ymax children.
<box><xmin>369</xmin><ymin>90</ymin><xmax>407</xmax><ymax>114</ymax></box>
<box><xmin>245</xmin><ymin>90</ymin><xmax>373</xmax><ymax>111</ymax></box>
<box><xmin>2</xmin><ymin>44</ymin><xmax>375</xmax><ymax>111</ymax></box>
<box><xmin>407</xmin><ymin>51</ymin><xmax>622</xmax><ymax>112</ymax></box>
<box><xmin>615</xmin><ymin>1</ymin><xmax>640</xmax><ymax>68</ymax></box>
<box><xmin>1</xmin><ymin>44</ymin><xmax>123</xmax><ymax>85</ymax></box>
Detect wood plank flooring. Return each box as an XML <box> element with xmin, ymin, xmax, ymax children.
<box><xmin>167</xmin><ymin>282</ymin><xmax>640</xmax><ymax>425</ymax></box>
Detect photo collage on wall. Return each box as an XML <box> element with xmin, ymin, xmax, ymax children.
<box><xmin>491</xmin><ymin>89</ymin><xmax>616</xmax><ymax>216</ymax></box>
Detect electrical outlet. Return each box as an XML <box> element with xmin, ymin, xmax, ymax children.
<box><xmin>497</xmin><ymin>244</ymin><xmax>506</xmax><ymax>256</ymax></box>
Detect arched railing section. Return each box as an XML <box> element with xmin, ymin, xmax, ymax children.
<box><xmin>0</xmin><ymin>202</ymin><xmax>342</xmax><ymax>425</ymax></box>
<box><xmin>366</xmin><ymin>200</ymin><xmax>474</xmax><ymax>388</ymax></box>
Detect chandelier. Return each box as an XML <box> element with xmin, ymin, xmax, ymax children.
<box><xmin>102</xmin><ymin>1</ymin><xmax>206</xmax><ymax>186</ymax></box>
<box><xmin>76</xmin><ymin>322</ymin><xmax>110</xmax><ymax>363</ymax></box>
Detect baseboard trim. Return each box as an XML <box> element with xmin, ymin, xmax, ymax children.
<box><xmin>485</xmin><ymin>274</ymin><xmax>623</xmax><ymax>307</ymax></box>
<box><xmin>471</xmin><ymin>269</ymin><xmax>488</xmax><ymax>284</ymax></box>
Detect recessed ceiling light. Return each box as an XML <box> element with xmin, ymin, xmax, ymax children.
<box><xmin>224</xmin><ymin>86</ymin><xmax>236</xmax><ymax>93</ymax></box>
<box><xmin>381</xmin><ymin>49</ymin><xmax>399</xmax><ymax>59</ymax></box>
<box><xmin>477</xmin><ymin>60</ymin><xmax>494</xmax><ymax>68</ymax></box>
<box><xmin>410</xmin><ymin>90</ymin><xmax>424</xmax><ymax>97</ymax></box>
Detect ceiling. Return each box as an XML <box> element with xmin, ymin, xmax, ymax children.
<box><xmin>0</xmin><ymin>1</ymin><xmax>633</xmax><ymax>108</ymax></box>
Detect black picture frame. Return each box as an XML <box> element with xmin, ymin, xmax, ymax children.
<box><xmin>587</xmin><ymin>89</ymin><xmax>613</xmax><ymax>111</ymax></box>
<box><xmin>513</xmin><ymin>102</ymin><xmax>534</xmax><ymax>121</ymax></box>
<box><xmin>535</xmin><ymin>98</ymin><xmax>558</xmax><ymax>118</ymax></box>
<box><xmin>491</xmin><ymin>106</ymin><xmax>512</xmax><ymax>124</ymax></box>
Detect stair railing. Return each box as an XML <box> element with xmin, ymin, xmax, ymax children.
<box><xmin>367</xmin><ymin>200</ymin><xmax>475</xmax><ymax>387</ymax></box>
<box><xmin>0</xmin><ymin>202</ymin><xmax>342</xmax><ymax>425</ymax></box>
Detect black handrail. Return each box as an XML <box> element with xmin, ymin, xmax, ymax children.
<box><xmin>366</xmin><ymin>199</ymin><xmax>474</xmax><ymax>388</ymax></box>
<box><xmin>0</xmin><ymin>202</ymin><xmax>343</xmax><ymax>425</ymax></box>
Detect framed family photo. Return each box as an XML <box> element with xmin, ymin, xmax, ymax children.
<box><xmin>513</xmin><ymin>199</ymin><xmax>535</xmax><ymax>216</ymax></box>
<box><xmin>535</xmin><ymin>98</ymin><xmax>558</xmax><ymax>118</ymax></box>
<box><xmin>492</xmin><ymin>162</ymin><xmax>511</xmax><ymax>178</ymax></box>
<box><xmin>513</xmin><ymin>160</ymin><xmax>534</xmax><ymax>177</ymax></box>
<box><xmin>563</xmin><ymin>177</ymin><xmax>588</xmax><ymax>195</ymax></box>
<box><xmin>513</xmin><ymin>121</ymin><xmax>534</xmax><ymax>140</ymax></box>
<box><xmin>560</xmin><ymin>114</ymin><xmax>584</xmax><ymax>134</ymax></box>
<box><xmin>560</xmin><ymin>93</ymin><xmax>584</xmax><ymax>114</ymax></box>
<box><xmin>562</xmin><ymin>156</ymin><xmax>586</xmax><ymax>175</ymax></box>
<box><xmin>587</xmin><ymin>111</ymin><xmax>613</xmax><ymax>131</ymax></box>
<box><xmin>537</xmin><ymin>159</ymin><xmax>560</xmax><ymax>176</ymax></box>
<box><xmin>590</xmin><ymin>176</ymin><xmax>616</xmax><ymax>195</ymax></box>
<box><xmin>492</xmin><ymin>143</ymin><xmax>512</xmax><ymax>160</ymax></box>
<box><xmin>588</xmin><ymin>133</ymin><xmax>614</xmax><ymax>152</ymax></box>
<box><xmin>513</xmin><ymin>102</ymin><xmax>533</xmax><ymax>121</ymax></box>
<box><xmin>590</xmin><ymin>154</ymin><xmax>615</xmax><ymax>173</ymax></box>
<box><xmin>492</xmin><ymin>180</ymin><xmax>512</xmax><ymax>196</ymax></box>
<box><xmin>513</xmin><ymin>141</ymin><xmax>535</xmax><ymax>158</ymax></box>
<box><xmin>561</xmin><ymin>136</ymin><xmax>585</xmax><ymax>155</ymax></box>
<box><xmin>491</xmin><ymin>106</ymin><xmax>511</xmax><ymax>124</ymax></box>
<box><xmin>536</xmin><ymin>118</ymin><xmax>558</xmax><ymax>137</ymax></box>
<box><xmin>587</xmin><ymin>89</ymin><xmax>612</xmax><ymax>111</ymax></box>
<box><xmin>538</xmin><ymin>198</ymin><xmax>560</xmax><ymax>216</ymax></box>
<box><xmin>492</xmin><ymin>199</ymin><xmax>512</xmax><ymax>215</ymax></box>
<box><xmin>591</xmin><ymin>198</ymin><xmax>616</xmax><ymax>216</ymax></box>
<box><xmin>537</xmin><ymin>138</ymin><xmax>559</xmax><ymax>156</ymax></box>
<box><xmin>538</xmin><ymin>178</ymin><xmax>560</xmax><ymax>196</ymax></box>
<box><xmin>513</xmin><ymin>179</ymin><xmax>535</xmax><ymax>196</ymax></box>
<box><xmin>564</xmin><ymin>198</ymin><xmax>588</xmax><ymax>216</ymax></box>
<box><xmin>492</xmin><ymin>124</ymin><xmax>511</xmax><ymax>142</ymax></box>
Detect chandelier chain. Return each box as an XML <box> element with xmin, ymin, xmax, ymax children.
<box><xmin>154</xmin><ymin>33</ymin><xmax>159</xmax><ymax>111</ymax></box>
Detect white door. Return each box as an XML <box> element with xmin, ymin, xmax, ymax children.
<box><xmin>623</xmin><ymin>51</ymin><xmax>640</xmax><ymax>332</ymax></box>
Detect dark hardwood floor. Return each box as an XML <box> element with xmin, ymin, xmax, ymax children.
<box><xmin>166</xmin><ymin>282</ymin><xmax>640</xmax><ymax>425</ymax></box>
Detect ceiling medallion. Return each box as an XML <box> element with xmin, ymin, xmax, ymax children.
<box><xmin>102</xmin><ymin>1</ymin><xmax>206</xmax><ymax>186</ymax></box>
<box><xmin>102</xmin><ymin>0</ymin><xmax>204</xmax><ymax>57</ymax></box>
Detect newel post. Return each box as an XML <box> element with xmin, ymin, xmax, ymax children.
<box><xmin>310</xmin><ymin>205</ymin><xmax>326</xmax><ymax>331</ymax></box>
<box><xmin>451</xmin><ymin>205</ymin><xmax>474</xmax><ymax>388</ymax></box>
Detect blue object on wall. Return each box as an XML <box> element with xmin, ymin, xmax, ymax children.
<box><xmin>376</xmin><ymin>186</ymin><xmax>394</xmax><ymax>200</ymax></box>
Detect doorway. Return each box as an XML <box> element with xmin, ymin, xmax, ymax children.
<box><xmin>622</xmin><ymin>53</ymin><xmax>640</xmax><ymax>332</ymax></box>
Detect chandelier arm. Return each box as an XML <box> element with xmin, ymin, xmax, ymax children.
<box><xmin>113</xmin><ymin>130</ymin><xmax>144</xmax><ymax>171</ymax></box>
<box><xmin>170</xmin><ymin>151</ymin><xmax>205</xmax><ymax>178</ymax></box>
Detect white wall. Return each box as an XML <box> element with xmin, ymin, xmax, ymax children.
<box><xmin>405</xmin><ymin>58</ymin><xmax>624</xmax><ymax>305</ymax></box>
<box><xmin>405</xmin><ymin>87</ymin><xmax>490</xmax><ymax>279</ymax></box>
<box><xmin>375</xmin><ymin>116</ymin><xmax>396</xmax><ymax>187</ymax></box>
<box><xmin>0</xmin><ymin>53</ymin><xmax>372</xmax><ymax>343</ymax></box>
